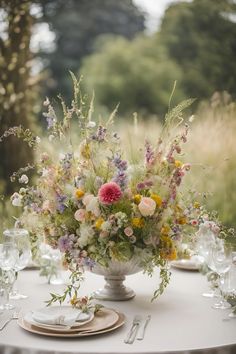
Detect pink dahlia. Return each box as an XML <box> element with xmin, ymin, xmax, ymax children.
<box><xmin>98</xmin><ymin>182</ymin><xmax>122</xmax><ymax>205</ymax></box>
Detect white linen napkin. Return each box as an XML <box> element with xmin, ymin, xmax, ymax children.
<box><xmin>32</xmin><ymin>308</ymin><xmax>90</xmax><ymax>326</ymax></box>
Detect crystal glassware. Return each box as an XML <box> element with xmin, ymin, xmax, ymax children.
<box><xmin>195</xmin><ymin>232</ymin><xmax>219</xmax><ymax>298</ymax></box>
<box><xmin>0</xmin><ymin>242</ymin><xmax>19</xmax><ymax>309</ymax></box>
<box><xmin>209</xmin><ymin>241</ymin><xmax>232</xmax><ymax>310</ymax></box>
<box><xmin>222</xmin><ymin>252</ymin><xmax>236</xmax><ymax>317</ymax></box>
<box><xmin>3</xmin><ymin>228</ymin><xmax>32</xmax><ymax>300</ymax></box>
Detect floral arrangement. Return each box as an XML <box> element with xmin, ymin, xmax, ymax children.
<box><xmin>7</xmin><ymin>75</ymin><xmax>226</xmax><ymax>301</ymax></box>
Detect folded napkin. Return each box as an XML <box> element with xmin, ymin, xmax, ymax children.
<box><xmin>32</xmin><ymin>308</ymin><xmax>90</xmax><ymax>327</ymax></box>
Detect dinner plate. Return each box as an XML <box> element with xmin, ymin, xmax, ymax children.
<box><xmin>171</xmin><ymin>259</ymin><xmax>200</xmax><ymax>271</ymax></box>
<box><xmin>18</xmin><ymin>310</ymin><xmax>125</xmax><ymax>337</ymax></box>
<box><xmin>24</xmin><ymin>306</ymin><xmax>94</xmax><ymax>332</ymax></box>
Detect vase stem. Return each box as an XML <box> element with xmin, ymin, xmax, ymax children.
<box><xmin>93</xmin><ymin>274</ymin><xmax>136</xmax><ymax>301</ymax></box>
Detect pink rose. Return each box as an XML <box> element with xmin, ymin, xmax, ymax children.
<box><xmin>138</xmin><ymin>197</ymin><xmax>156</xmax><ymax>217</ymax></box>
<box><xmin>124</xmin><ymin>227</ymin><xmax>133</xmax><ymax>237</ymax></box>
<box><xmin>74</xmin><ymin>209</ymin><xmax>86</xmax><ymax>222</ymax></box>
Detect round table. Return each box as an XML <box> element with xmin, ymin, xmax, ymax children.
<box><xmin>0</xmin><ymin>267</ymin><xmax>235</xmax><ymax>354</ymax></box>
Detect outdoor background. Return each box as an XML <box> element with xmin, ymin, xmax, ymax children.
<box><xmin>0</xmin><ymin>0</ymin><xmax>236</xmax><ymax>231</ymax></box>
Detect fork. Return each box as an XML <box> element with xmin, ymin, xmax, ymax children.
<box><xmin>124</xmin><ymin>315</ymin><xmax>142</xmax><ymax>344</ymax></box>
<box><xmin>0</xmin><ymin>308</ymin><xmax>21</xmax><ymax>331</ymax></box>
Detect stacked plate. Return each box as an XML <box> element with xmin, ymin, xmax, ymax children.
<box><xmin>171</xmin><ymin>255</ymin><xmax>203</xmax><ymax>271</ymax></box>
<box><xmin>18</xmin><ymin>306</ymin><xmax>125</xmax><ymax>337</ymax></box>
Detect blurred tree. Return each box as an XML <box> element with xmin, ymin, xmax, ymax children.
<box><xmin>0</xmin><ymin>0</ymin><xmax>37</xmax><ymax>195</ymax></box>
<box><xmin>39</xmin><ymin>0</ymin><xmax>145</xmax><ymax>101</ymax></box>
<box><xmin>80</xmin><ymin>35</ymin><xmax>184</xmax><ymax>118</ymax></box>
<box><xmin>160</xmin><ymin>0</ymin><xmax>236</xmax><ymax>99</ymax></box>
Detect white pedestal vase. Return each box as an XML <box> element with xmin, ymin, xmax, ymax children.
<box><xmin>90</xmin><ymin>258</ymin><xmax>142</xmax><ymax>301</ymax></box>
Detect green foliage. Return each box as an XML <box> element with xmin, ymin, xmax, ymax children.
<box><xmin>0</xmin><ymin>0</ymin><xmax>38</xmax><ymax>195</ymax></box>
<box><xmin>160</xmin><ymin>0</ymin><xmax>236</xmax><ymax>99</ymax></box>
<box><xmin>39</xmin><ymin>0</ymin><xmax>145</xmax><ymax>101</ymax></box>
<box><xmin>81</xmin><ymin>35</ymin><xmax>185</xmax><ymax>118</ymax></box>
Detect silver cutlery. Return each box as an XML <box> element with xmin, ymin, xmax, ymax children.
<box><xmin>124</xmin><ymin>315</ymin><xmax>142</xmax><ymax>344</ymax></box>
<box><xmin>137</xmin><ymin>314</ymin><xmax>151</xmax><ymax>340</ymax></box>
<box><xmin>0</xmin><ymin>308</ymin><xmax>21</xmax><ymax>331</ymax></box>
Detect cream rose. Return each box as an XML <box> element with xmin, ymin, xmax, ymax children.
<box><xmin>138</xmin><ymin>197</ymin><xmax>156</xmax><ymax>217</ymax></box>
<box><xmin>74</xmin><ymin>209</ymin><xmax>86</xmax><ymax>222</ymax></box>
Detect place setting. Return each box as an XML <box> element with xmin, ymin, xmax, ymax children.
<box><xmin>17</xmin><ymin>304</ymin><xmax>126</xmax><ymax>338</ymax></box>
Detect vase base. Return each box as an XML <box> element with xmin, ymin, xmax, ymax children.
<box><xmin>92</xmin><ymin>287</ymin><xmax>136</xmax><ymax>301</ymax></box>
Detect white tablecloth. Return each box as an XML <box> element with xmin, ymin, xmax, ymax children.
<box><xmin>0</xmin><ymin>267</ymin><xmax>235</xmax><ymax>354</ymax></box>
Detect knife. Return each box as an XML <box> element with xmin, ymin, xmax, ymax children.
<box><xmin>136</xmin><ymin>315</ymin><xmax>151</xmax><ymax>340</ymax></box>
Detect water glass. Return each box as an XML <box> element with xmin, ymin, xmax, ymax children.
<box><xmin>195</xmin><ymin>232</ymin><xmax>218</xmax><ymax>297</ymax></box>
<box><xmin>3</xmin><ymin>228</ymin><xmax>32</xmax><ymax>299</ymax></box>
<box><xmin>222</xmin><ymin>252</ymin><xmax>236</xmax><ymax>317</ymax></box>
<box><xmin>210</xmin><ymin>242</ymin><xmax>232</xmax><ymax>310</ymax></box>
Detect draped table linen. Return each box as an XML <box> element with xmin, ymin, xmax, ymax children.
<box><xmin>0</xmin><ymin>268</ymin><xmax>235</xmax><ymax>354</ymax></box>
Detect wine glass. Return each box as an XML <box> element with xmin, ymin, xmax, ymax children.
<box><xmin>222</xmin><ymin>252</ymin><xmax>236</xmax><ymax>318</ymax></box>
<box><xmin>209</xmin><ymin>241</ymin><xmax>232</xmax><ymax>310</ymax></box>
<box><xmin>0</xmin><ymin>242</ymin><xmax>19</xmax><ymax>309</ymax></box>
<box><xmin>195</xmin><ymin>232</ymin><xmax>219</xmax><ymax>297</ymax></box>
<box><xmin>3</xmin><ymin>228</ymin><xmax>32</xmax><ymax>299</ymax></box>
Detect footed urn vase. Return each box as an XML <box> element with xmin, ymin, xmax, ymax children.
<box><xmin>90</xmin><ymin>258</ymin><xmax>142</xmax><ymax>301</ymax></box>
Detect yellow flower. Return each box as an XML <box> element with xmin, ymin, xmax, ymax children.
<box><xmin>70</xmin><ymin>295</ymin><xmax>78</xmax><ymax>306</ymax></box>
<box><xmin>132</xmin><ymin>217</ymin><xmax>144</xmax><ymax>228</ymax></box>
<box><xmin>161</xmin><ymin>225</ymin><xmax>170</xmax><ymax>235</ymax></box>
<box><xmin>174</xmin><ymin>204</ymin><xmax>183</xmax><ymax>213</ymax></box>
<box><xmin>175</xmin><ymin>160</ymin><xmax>183</xmax><ymax>168</ymax></box>
<box><xmin>133</xmin><ymin>194</ymin><xmax>141</xmax><ymax>204</ymax></box>
<box><xmin>161</xmin><ymin>248</ymin><xmax>177</xmax><ymax>261</ymax></box>
<box><xmin>75</xmin><ymin>189</ymin><xmax>85</xmax><ymax>199</ymax></box>
<box><xmin>150</xmin><ymin>193</ymin><xmax>162</xmax><ymax>207</ymax></box>
<box><xmin>81</xmin><ymin>143</ymin><xmax>91</xmax><ymax>159</ymax></box>
<box><xmin>177</xmin><ymin>217</ymin><xmax>187</xmax><ymax>225</ymax></box>
<box><xmin>95</xmin><ymin>217</ymin><xmax>104</xmax><ymax>229</ymax></box>
<box><xmin>194</xmin><ymin>201</ymin><xmax>200</xmax><ymax>209</ymax></box>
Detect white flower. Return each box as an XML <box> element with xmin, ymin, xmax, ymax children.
<box><xmin>83</xmin><ymin>194</ymin><xmax>100</xmax><ymax>217</ymax></box>
<box><xmin>86</xmin><ymin>121</ymin><xmax>96</xmax><ymax>128</ymax></box>
<box><xmin>35</xmin><ymin>136</ymin><xmax>41</xmax><ymax>144</ymax></box>
<box><xmin>11</xmin><ymin>192</ymin><xmax>22</xmax><ymax>207</ymax></box>
<box><xmin>19</xmin><ymin>174</ymin><xmax>29</xmax><ymax>184</ymax></box>
<box><xmin>78</xmin><ymin>225</ymin><xmax>94</xmax><ymax>248</ymax></box>
<box><xmin>101</xmin><ymin>221</ymin><xmax>112</xmax><ymax>232</ymax></box>
<box><xmin>42</xmin><ymin>168</ymin><xmax>49</xmax><ymax>177</ymax></box>
<box><xmin>19</xmin><ymin>188</ymin><xmax>26</xmax><ymax>195</ymax></box>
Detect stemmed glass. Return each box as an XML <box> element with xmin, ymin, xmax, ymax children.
<box><xmin>3</xmin><ymin>228</ymin><xmax>32</xmax><ymax>300</ymax></box>
<box><xmin>222</xmin><ymin>252</ymin><xmax>236</xmax><ymax>318</ymax></box>
<box><xmin>209</xmin><ymin>241</ymin><xmax>232</xmax><ymax>310</ymax></box>
<box><xmin>0</xmin><ymin>242</ymin><xmax>19</xmax><ymax>310</ymax></box>
<box><xmin>195</xmin><ymin>232</ymin><xmax>219</xmax><ymax>298</ymax></box>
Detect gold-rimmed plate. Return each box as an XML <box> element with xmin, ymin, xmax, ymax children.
<box><xmin>18</xmin><ymin>309</ymin><xmax>125</xmax><ymax>337</ymax></box>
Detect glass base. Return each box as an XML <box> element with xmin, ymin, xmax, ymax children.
<box><xmin>212</xmin><ymin>302</ymin><xmax>231</xmax><ymax>310</ymax></box>
<box><xmin>202</xmin><ymin>291</ymin><xmax>216</xmax><ymax>298</ymax></box>
<box><xmin>10</xmin><ymin>292</ymin><xmax>28</xmax><ymax>300</ymax></box>
<box><xmin>4</xmin><ymin>303</ymin><xmax>15</xmax><ymax>310</ymax></box>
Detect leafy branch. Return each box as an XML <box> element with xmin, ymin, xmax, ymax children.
<box><xmin>45</xmin><ymin>270</ymin><xmax>84</xmax><ymax>306</ymax></box>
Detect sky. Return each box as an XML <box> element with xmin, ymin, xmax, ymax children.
<box><xmin>133</xmin><ymin>0</ymin><xmax>179</xmax><ymax>32</ymax></box>
<box><xmin>30</xmin><ymin>0</ymin><xmax>181</xmax><ymax>57</ymax></box>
